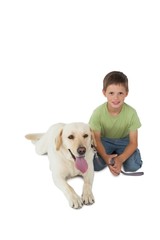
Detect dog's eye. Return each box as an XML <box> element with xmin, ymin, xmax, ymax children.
<box><xmin>83</xmin><ymin>134</ymin><xmax>88</xmax><ymax>138</ymax></box>
<box><xmin>68</xmin><ymin>135</ymin><xmax>74</xmax><ymax>140</ymax></box>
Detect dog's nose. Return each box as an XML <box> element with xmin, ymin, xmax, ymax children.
<box><xmin>77</xmin><ymin>146</ymin><xmax>86</xmax><ymax>156</ymax></box>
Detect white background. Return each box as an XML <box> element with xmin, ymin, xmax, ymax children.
<box><xmin>0</xmin><ymin>0</ymin><xmax>159</xmax><ymax>239</ymax></box>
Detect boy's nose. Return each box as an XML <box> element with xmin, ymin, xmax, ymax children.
<box><xmin>113</xmin><ymin>94</ymin><xmax>119</xmax><ymax>99</ymax></box>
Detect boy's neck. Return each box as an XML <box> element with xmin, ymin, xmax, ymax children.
<box><xmin>107</xmin><ymin>103</ymin><xmax>124</xmax><ymax>116</ymax></box>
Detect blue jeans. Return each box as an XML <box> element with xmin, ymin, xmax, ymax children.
<box><xmin>93</xmin><ymin>137</ymin><xmax>143</xmax><ymax>172</ymax></box>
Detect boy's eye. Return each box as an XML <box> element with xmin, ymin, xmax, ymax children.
<box><xmin>109</xmin><ymin>92</ymin><xmax>114</xmax><ymax>95</ymax></box>
<box><xmin>119</xmin><ymin>92</ymin><xmax>124</xmax><ymax>95</ymax></box>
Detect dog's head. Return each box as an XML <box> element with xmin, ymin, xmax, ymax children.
<box><xmin>55</xmin><ymin>122</ymin><xmax>96</xmax><ymax>173</ymax></box>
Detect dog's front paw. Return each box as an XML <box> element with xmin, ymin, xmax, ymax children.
<box><xmin>82</xmin><ymin>191</ymin><xmax>95</xmax><ymax>205</ymax></box>
<box><xmin>69</xmin><ymin>194</ymin><xmax>84</xmax><ymax>209</ymax></box>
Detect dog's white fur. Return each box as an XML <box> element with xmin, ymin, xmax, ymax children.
<box><xmin>25</xmin><ymin>122</ymin><xmax>96</xmax><ymax>208</ymax></box>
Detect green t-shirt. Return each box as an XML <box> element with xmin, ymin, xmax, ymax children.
<box><xmin>89</xmin><ymin>102</ymin><xmax>141</xmax><ymax>138</ymax></box>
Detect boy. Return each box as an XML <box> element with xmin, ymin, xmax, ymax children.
<box><xmin>89</xmin><ymin>71</ymin><xmax>143</xmax><ymax>176</ymax></box>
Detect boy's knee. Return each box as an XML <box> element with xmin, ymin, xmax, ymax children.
<box><xmin>123</xmin><ymin>149</ymin><xmax>143</xmax><ymax>172</ymax></box>
<box><xmin>123</xmin><ymin>162</ymin><xmax>142</xmax><ymax>172</ymax></box>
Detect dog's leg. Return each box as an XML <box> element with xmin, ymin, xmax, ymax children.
<box><xmin>82</xmin><ymin>167</ymin><xmax>95</xmax><ymax>205</ymax></box>
<box><xmin>52</xmin><ymin>175</ymin><xmax>83</xmax><ymax>209</ymax></box>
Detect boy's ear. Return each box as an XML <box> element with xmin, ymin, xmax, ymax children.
<box><xmin>55</xmin><ymin>129</ymin><xmax>63</xmax><ymax>150</ymax></box>
<box><xmin>126</xmin><ymin>91</ymin><xmax>129</xmax><ymax>97</ymax></box>
<box><xmin>102</xmin><ymin>89</ymin><xmax>106</xmax><ymax>97</ymax></box>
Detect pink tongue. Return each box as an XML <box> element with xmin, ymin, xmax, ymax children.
<box><xmin>75</xmin><ymin>157</ymin><xmax>88</xmax><ymax>173</ymax></box>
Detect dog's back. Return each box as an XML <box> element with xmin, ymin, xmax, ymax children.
<box><xmin>25</xmin><ymin>123</ymin><xmax>65</xmax><ymax>155</ymax></box>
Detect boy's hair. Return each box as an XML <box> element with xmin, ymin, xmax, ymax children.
<box><xmin>103</xmin><ymin>71</ymin><xmax>129</xmax><ymax>92</ymax></box>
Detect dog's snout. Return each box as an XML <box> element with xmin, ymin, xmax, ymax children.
<box><xmin>77</xmin><ymin>146</ymin><xmax>86</xmax><ymax>156</ymax></box>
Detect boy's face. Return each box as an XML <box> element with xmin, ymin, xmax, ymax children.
<box><xmin>102</xmin><ymin>84</ymin><xmax>128</xmax><ymax>109</ymax></box>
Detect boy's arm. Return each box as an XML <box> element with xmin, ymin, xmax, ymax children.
<box><xmin>93</xmin><ymin>131</ymin><xmax>117</xmax><ymax>165</ymax></box>
<box><xmin>117</xmin><ymin>130</ymin><xmax>138</xmax><ymax>163</ymax></box>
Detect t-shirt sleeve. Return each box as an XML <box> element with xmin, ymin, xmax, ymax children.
<box><xmin>129</xmin><ymin>110</ymin><xmax>141</xmax><ymax>131</ymax></box>
<box><xmin>89</xmin><ymin>109</ymin><xmax>101</xmax><ymax>132</ymax></box>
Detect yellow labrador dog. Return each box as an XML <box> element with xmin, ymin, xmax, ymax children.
<box><xmin>25</xmin><ymin>122</ymin><xmax>96</xmax><ymax>209</ymax></box>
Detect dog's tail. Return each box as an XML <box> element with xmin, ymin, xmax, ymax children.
<box><xmin>25</xmin><ymin>133</ymin><xmax>44</xmax><ymax>144</ymax></box>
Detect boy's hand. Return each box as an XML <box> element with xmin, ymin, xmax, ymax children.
<box><xmin>108</xmin><ymin>156</ymin><xmax>123</xmax><ymax>176</ymax></box>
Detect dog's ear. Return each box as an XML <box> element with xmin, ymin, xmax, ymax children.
<box><xmin>55</xmin><ymin>129</ymin><xmax>63</xmax><ymax>150</ymax></box>
<box><xmin>90</xmin><ymin>129</ymin><xmax>97</xmax><ymax>147</ymax></box>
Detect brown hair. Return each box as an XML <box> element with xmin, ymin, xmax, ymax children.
<box><xmin>103</xmin><ymin>71</ymin><xmax>129</xmax><ymax>92</ymax></box>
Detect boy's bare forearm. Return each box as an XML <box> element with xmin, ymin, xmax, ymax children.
<box><xmin>118</xmin><ymin>142</ymin><xmax>137</xmax><ymax>163</ymax></box>
<box><xmin>96</xmin><ymin>142</ymin><xmax>109</xmax><ymax>163</ymax></box>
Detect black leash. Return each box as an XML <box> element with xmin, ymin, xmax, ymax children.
<box><xmin>68</xmin><ymin>149</ymin><xmax>76</xmax><ymax>160</ymax></box>
<box><xmin>120</xmin><ymin>170</ymin><xmax>144</xmax><ymax>176</ymax></box>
